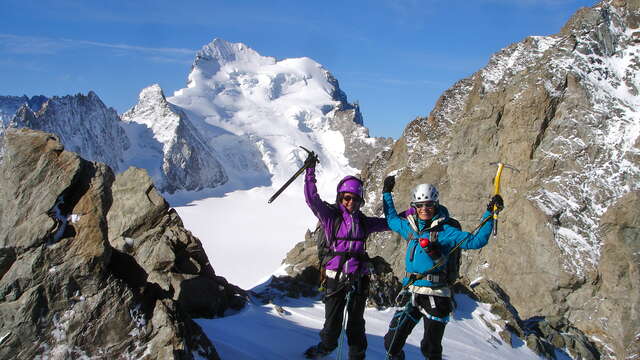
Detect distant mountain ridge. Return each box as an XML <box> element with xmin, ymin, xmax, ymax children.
<box><xmin>0</xmin><ymin>38</ymin><xmax>391</xmax><ymax>194</ymax></box>
<box><xmin>7</xmin><ymin>92</ymin><xmax>130</xmax><ymax>173</ymax></box>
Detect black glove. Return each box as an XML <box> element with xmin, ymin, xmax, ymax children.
<box><xmin>487</xmin><ymin>194</ymin><xmax>504</xmax><ymax>213</ymax></box>
<box><xmin>303</xmin><ymin>151</ymin><xmax>318</xmax><ymax>169</ymax></box>
<box><xmin>383</xmin><ymin>175</ymin><xmax>395</xmax><ymax>193</ymax></box>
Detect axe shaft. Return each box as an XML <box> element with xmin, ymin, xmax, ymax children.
<box><xmin>489</xmin><ymin>162</ymin><xmax>519</xmax><ymax>237</ymax></box>
<box><xmin>267</xmin><ymin>146</ymin><xmax>317</xmax><ymax>204</ymax></box>
<box><xmin>267</xmin><ymin>165</ymin><xmax>307</xmax><ymax>204</ymax></box>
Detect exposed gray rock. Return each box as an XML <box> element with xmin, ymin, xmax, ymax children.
<box><xmin>0</xmin><ymin>128</ymin><xmax>244</xmax><ymax>359</ymax></box>
<box><xmin>331</xmin><ymin>102</ymin><xmax>393</xmax><ymax>171</ymax></box>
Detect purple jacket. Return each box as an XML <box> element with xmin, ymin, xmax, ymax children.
<box><xmin>304</xmin><ymin>167</ymin><xmax>389</xmax><ymax>276</ymax></box>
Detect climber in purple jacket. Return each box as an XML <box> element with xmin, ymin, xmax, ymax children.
<box><xmin>302</xmin><ymin>152</ymin><xmax>389</xmax><ymax>360</ymax></box>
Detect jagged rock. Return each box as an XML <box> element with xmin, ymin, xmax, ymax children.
<box><xmin>358</xmin><ymin>2</ymin><xmax>639</xmax><ymax>359</ymax></box>
<box><xmin>0</xmin><ymin>128</ymin><xmax>244</xmax><ymax>359</ymax></box>
<box><xmin>456</xmin><ymin>280</ymin><xmax>599</xmax><ymax>359</ymax></box>
<box><xmin>523</xmin><ymin>316</ymin><xmax>600</xmax><ymax>360</ymax></box>
<box><xmin>327</xmin><ymin>74</ymin><xmax>393</xmax><ymax>170</ymax></box>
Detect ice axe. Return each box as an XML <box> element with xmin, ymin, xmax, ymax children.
<box><xmin>267</xmin><ymin>146</ymin><xmax>318</xmax><ymax>204</ymax></box>
<box><xmin>489</xmin><ymin>162</ymin><xmax>520</xmax><ymax>237</ymax></box>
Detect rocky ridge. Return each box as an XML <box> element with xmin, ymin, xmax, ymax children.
<box><xmin>0</xmin><ymin>128</ymin><xmax>244</xmax><ymax>359</ymax></box>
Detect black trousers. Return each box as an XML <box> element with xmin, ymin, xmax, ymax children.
<box><xmin>383</xmin><ymin>293</ymin><xmax>452</xmax><ymax>360</ymax></box>
<box><xmin>317</xmin><ymin>275</ymin><xmax>370</xmax><ymax>359</ymax></box>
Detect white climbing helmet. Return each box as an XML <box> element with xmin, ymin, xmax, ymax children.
<box><xmin>411</xmin><ymin>183</ymin><xmax>439</xmax><ymax>203</ymax></box>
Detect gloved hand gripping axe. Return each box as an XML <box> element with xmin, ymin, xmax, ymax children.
<box><xmin>267</xmin><ymin>146</ymin><xmax>318</xmax><ymax>204</ymax></box>
<box><xmin>489</xmin><ymin>162</ymin><xmax>519</xmax><ymax>237</ymax></box>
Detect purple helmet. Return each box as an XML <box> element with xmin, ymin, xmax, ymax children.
<box><xmin>336</xmin><ymin>176</ymin><xmax>364</xmax><ymax>202</ymax></box>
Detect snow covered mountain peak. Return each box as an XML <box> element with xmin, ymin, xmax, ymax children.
<box><xmin>170</xmin><ymin>38</ymin><xmax>391</xmax><ymax>193</ymax></box>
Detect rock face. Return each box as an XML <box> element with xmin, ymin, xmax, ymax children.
<box><xmin>592</xmin><ymin>191</ymin><xmax>640</xmax><ymax>359</ymax></box>
<box><xmin>0</xmin><ymin>128</ymin><xmax>243</xmax><ymax>359</ymax></box>
<box><xmin>284</xmin><ymin>1</ymin><xmax>640</xmax><ymax>358</ymax></box>
<box><xmin>121</xmin><ymin>85</ymin><xmax>228</xmax><ymax>193</ymax></box>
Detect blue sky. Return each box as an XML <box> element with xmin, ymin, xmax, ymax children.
<box><xmin>1</xmin><ymin>0</ymin><xmax>596</xmax><ymax>138</ymax></box>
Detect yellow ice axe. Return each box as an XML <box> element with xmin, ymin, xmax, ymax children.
<box><xmin>489</xmin><ymin>162</ymin><xmax>519</xmax><ymax>236</ymax></box>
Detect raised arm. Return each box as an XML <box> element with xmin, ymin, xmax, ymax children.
<box><xmin>442</xmin><ymin>211</ymin><xmax>494</xmax><ymax>250</ymax></box>
<box><xmin>304</xmin><ymin>167</ymin><xmax>335</xmax><ymax>227</ymax></box>
<box><xmin>383</xmin><ymin>192</ymin><xmax>413</xmax><ymax>240</ymax></box>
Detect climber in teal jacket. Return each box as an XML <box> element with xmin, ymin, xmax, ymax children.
<box><xmin>381</xmin><ymin>175</ymin><xmax>502</xmax><ymax>360</ymax></box>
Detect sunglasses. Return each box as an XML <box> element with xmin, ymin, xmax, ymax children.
<box><xmin>342</xmin><ymin>195</ymin><xmax>360</xmax><ymax>203</ymax></box>
<box><xmin>413</xmin><ymin>201</ymin><xmax>437</xmax><ymax>209</ymax></box>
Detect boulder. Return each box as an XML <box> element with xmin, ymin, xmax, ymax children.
<box><xmin>0</xmin><ymin>128</ymin><xmax>244</xmax><ymax>359</ymax></box>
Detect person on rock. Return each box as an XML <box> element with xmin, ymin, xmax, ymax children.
<box><xmin>381</xmin><ymin>175</ymin><xmax>502</xmax><ymax>360</ymax></box>
<box><xmin>302</xmin><ymin>151</ymin><xmax>390</xmax><ymax>360</ymax></box>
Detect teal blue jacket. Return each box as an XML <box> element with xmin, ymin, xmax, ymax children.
<box><xmin>383</xmin><ymin>192</ymin><xmax>494</xmax><ymax>288</ymax></box>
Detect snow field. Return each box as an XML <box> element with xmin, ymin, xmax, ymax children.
<box><xmin>196</xmin><ymin>293</ymin><xmax>546</xmax><ymax>360</ymax></box>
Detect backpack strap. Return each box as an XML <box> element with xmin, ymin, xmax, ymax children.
<box><xmin>425</xmin><ymin>217</ymin><xmax>462</xmax><ymax>280</ymax></box>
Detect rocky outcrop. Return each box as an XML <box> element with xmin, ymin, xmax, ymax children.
<box><xmin>0</xmin><ymin>128</ymin><xmax>243</xmax><ymax>359</ymax></box>
<box><xmin>361</xmin><ymin>1</ymin><xmax>639</xmax><ymax>358</ymax></box>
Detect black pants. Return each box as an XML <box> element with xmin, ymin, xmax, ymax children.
<box><xmin>383</xmin><ymin>293</ymin><xmax>452</xmax><ymax>360</ymax></box>
<box><xmin>317</xmin><ymin>276</ymin><xmax>370</xmax><ymax>359</ymax></box>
